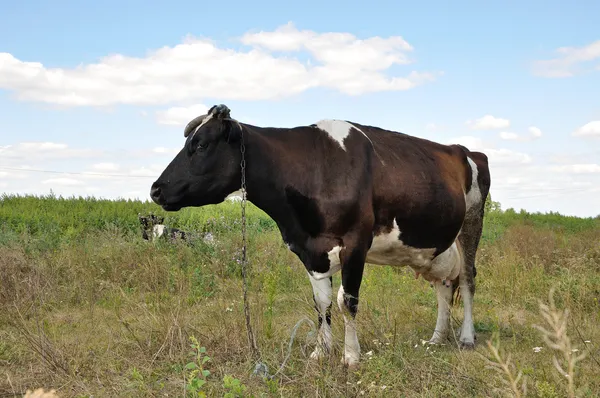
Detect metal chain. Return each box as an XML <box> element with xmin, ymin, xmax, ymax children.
<box><xmin>239</xmin><ymin>126</ymin><xmax>260</xmax><ymax>361</ymax></box>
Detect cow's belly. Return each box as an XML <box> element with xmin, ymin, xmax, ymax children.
<box><xmin>366</xmin><ymin>235</ymin><xmax>435</xmax><ymax>268</ymax></box>
<box><xmin>365</xmin><ymin>220</ymin><xmax>462</xmax><ymax>282</ymax></box>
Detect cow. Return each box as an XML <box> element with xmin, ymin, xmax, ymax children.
<box><xmin>149</xmin><ymin>104</ymin><xmax>491</xmax><ymax>368</ymax></box>
<box><xmin>138</xmin><ymin>213</ymin><xmax>188</xmax><ymax>241</ymax></box>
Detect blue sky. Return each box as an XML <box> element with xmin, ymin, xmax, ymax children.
<box><xmin>1</xmin><ymin>0</ymin><xmax>599</xmax><ymax>217</ymax></box>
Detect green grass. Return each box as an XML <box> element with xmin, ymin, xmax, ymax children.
<box><xmin>1</xmin><ymin>193</ymin><xmax>599</xmax><ymax>397</ymax></box>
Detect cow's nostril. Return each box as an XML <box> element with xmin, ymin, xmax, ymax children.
<box><xmin>150</xmin><ymin>184</ymin><xmax>162</xmax><ymax>201</ymax></box>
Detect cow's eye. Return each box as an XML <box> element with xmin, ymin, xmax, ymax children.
<box><xmin>198</xmin><ymin>143</ymin><xmax>208</xmax><ymax>151</ymax></box>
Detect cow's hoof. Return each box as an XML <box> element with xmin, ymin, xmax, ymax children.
<box><xmin>341</xmin><ymin>355</ymin><xmax>360</xmax><ymax>370</ymax></box>
<box><xmin>309</xmin><ymin>346</ymin><xmax>326</xmax><ymax>360</ymax></box>
<box><xmin>459</xmin><ymin>340</ymin><xmax>475</xmax><ymax>350</ymax></box>
<box><xmin>428</xmin><ymin>332</ymin><xmax>447</xmax><ymax>345</ymax></box>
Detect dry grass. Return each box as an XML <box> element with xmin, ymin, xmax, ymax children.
<box><xmin>1</xmin><ymin>199</ymin><xmax>599</xmax><ymax>397</ymax></box>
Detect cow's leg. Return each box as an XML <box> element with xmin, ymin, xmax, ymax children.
<box><xmin>457</xmin><ymin>263</ymin><xmax>476</xmax><ymax>348</ymax></box>
<box><xmin>456</xmin><ymin>208</ymin><xmax>484</xmax><ymax>349</ymax></box>
<box><xmin>308</xmin><ymin>273</ymin><xmax>333</xmax><ymax>359</ymax></box>
<box><xmin>429</xmin><ymin>279</ymin><xmax>455</xmax><ymax>344</ymax></box>
<box><xmin>427</xmin><ymin>242</ymin><xmax>462</xmax><ymax>344</ymax></box>
<box><xmin>336</xmin><ymin>246</ymin><xmax>367</xmax><ymax>368</ymax></box>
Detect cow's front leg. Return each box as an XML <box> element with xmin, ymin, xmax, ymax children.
<box><xmin>308</xmin><ymin>272</ymin><xmax>333</xmax><ymax>360</ymax></box>
<box><xmin>337</xmin><ymin>247</ymin><xmax>367</xmax><ymax>369</ymax></box>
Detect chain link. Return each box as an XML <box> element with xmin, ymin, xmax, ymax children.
<box><xmin>239</xmin><ymin>126</ymin><xmax>260</xmax><ymax>361</ymax></box>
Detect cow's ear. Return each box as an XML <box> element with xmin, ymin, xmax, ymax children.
<box><xmin>224</xmin><ymin>119</ymin><xmax>242</xmax><ymax>143</ymax></box>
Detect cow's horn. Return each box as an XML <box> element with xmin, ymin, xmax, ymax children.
<box><xmin>183</xmin><ymin>114</ymin><xmax>207</xmax><ymax>138</ymax></box>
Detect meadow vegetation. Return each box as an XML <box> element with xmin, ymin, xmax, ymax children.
<box><xmin>1</xmin><ymin>192</ymin><xmax>599</xmax><ymax>397</ymax></box>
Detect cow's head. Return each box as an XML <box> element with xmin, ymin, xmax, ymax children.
<box><xmin>150</xmin><ymin>104</ymin><xmax>243</xmax><ymax>211</ymax></box>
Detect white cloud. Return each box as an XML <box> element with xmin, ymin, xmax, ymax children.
<box><xmin>550</xmin><ymin>150</ymin><xmax>600</xmax><ymax>165</ymax></box>
<box><xmin>499</xmin><ymin>126</ymin><xmax>542</xmax><ymax>141</ymax></box>
<box><xmin>528</xmin><ymin>126</ymin><xmax>542</xmax><ymax>138</ymax></box>
<box><xmin>19</xmin><ymin>142</ymin><xmax>68</xmax><ymax>151</ymax></box>
<box><xmin>550</xmin><ymin>164</ymin><xmax>600</xmax><ymax>174</ymax></box>
<box><xmin>129</xmin><ymin>165</ymin><xmax>166</xmax><ymax>178</ymax></box>
<box><xmin>499</xmin><ymin>131</ymin><xmax>520</xmax><ymax>140</ymax></box>
<box><xmin>447</xmin><ymin>135</ymin><xmax>532</xmax><ymax>166</ymax></box>
<box><xmin>242</xmin><ymin>22</ymin><xmax>412</xmax><ymax>55</ymax></box>
<box><xmin>572</xmin><ymin>121</ymin><xmax>600</xmax><ymax>139</ymax></box>
<box><xmin>466</xmin><ymin>115</ymin><xmax>510</xmax><ymax>130</ymax></box>
<box><xmin>0</xmin><ymin>170</ymin><xmax>27</xmax><ymax>180</ymax></box>
<box><xmin>92</xmin><ymin>162</ymin><xmax>120</xmax><ymax>172</ymax></box>
<box><xmin>156</xmin><ymin>104</ymin><xmax>209</xmax><ymax>126</ymax></box>
<box><xmin>448</xmin><ymin>135</ymin><xmax>485</xmax><ymax>151</ymax></box>
<box><xmin>238</xmin><ymin>22</ymin><xmax>440</xmax><ymax>95</ymax></box>
<box><xmin>152</xmin><ymin>147</ymin><xmax>180</xmax><ymax>155</ymax></box>
<box><xmin>532</xmin><ymin>39</ymin><xmax>600</xmax><ymax>77</ymax></box>
<box><xmin>42</xmin><ymin>177</ymin><xmax>83</xmax><ymax>186</ymax></box>
<box><xmin>425</xmin><ymin>123</ymin><xmax>442</xmax><ymax>132</ymax></box>
<box><xmin>0</xmin><ymin>23</ymin><xmax>439</xmax><ymax>107</ymax></box>
<box><xmin>486</xmin><ymin>148</ymin><xmax>532</xmax><ymax>165</ymax></box>
<box><xmin>0</xmin><ymin>141</ymin><xmax>100</xmax><ymax>162</ymax></box>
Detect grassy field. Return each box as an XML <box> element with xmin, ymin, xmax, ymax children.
<box><xmin>1</xmin><ymin>193</ymin><xmax>599</xmax><ymax>397</ymax></box>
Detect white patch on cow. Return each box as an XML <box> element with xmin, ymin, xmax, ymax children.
<box><xmin>152</xmin><ymin>224</ymin><xmax>165</xmax><ymax>239</ymax></box>
<box><xmin>465</xmin><ymin>157</ymin><xmax>481</xmax><ymax>211</ymax></box>
<box><xmin>316</xmin><ymin>120</ymin><xmax>352</xmax><ymax>150</ymax></box>
<box><xmin>315</xmin><ymin>119</ymin><xmax>370</xmax><ymax>150</ymax></box>
<box><xmin>366</xmin><ymin>219</ymin><xmax>436</xmax><ymax>269</ymax></box>
<box><xmin>328</xmin><ymin>245</ymin><xmax>342</xmax><ymax>267</ymax></box>
<box><xmin>310</xmin><ymin>245</ymin><xmax>343</xmax><ymax>280</ymax></box>
<box><xmin>337</xmin><ymin>285</ymin><xmax>360</xmax><ymax>367</ymax></box>
<box><xmin>429</xmin><ymin>280</ymin><xmax>454</xmax><ymax>344</ymax></box>
<box><xmin>308</xmin><ymin>272</ymin><xmax>333</xmax><ymax>360</ymax></box>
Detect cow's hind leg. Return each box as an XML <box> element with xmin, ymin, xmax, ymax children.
<box><xmin>428</xmin><ymin>242</ymin><xmax>462</xmax><ymax>345</ymax></box>
<box><xmin>308</xmin><ymin>273</ymin><xmax>333</xmax><ymax>359</ymax></box>
<box><xmin>429</xmin><ymin>279</ymin><xmax>455</xmax><ymax>344</ymax></box>
<box><xmin>456</xmin><ymin>207</ymin><xmax>485</xmax><ymax>349</ymax></box>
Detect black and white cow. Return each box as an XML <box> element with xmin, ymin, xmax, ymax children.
<box><xmin>149</xmin><ymin>104</ymin><xmax>491</xmax><ymax>368</ymax></box>
<box><xmin>138</xmin><ymin>213</ymin><xmax>188</xmax><ymax>241</ymax></box>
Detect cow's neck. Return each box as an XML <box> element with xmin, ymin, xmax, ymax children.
<box><xmin>240</xmin><ymin>125</ymin><xmax>311</xmax><ymax>246</ymax></box>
